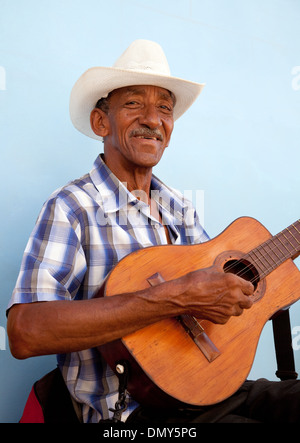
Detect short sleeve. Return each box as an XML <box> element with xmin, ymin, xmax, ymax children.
<box><xmin>7</xmin><ymin>196</ymin><xmax>87</xmax><ymax>310</ymax></box>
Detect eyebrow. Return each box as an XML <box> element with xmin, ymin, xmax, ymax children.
<box><xmin>123</xmin><ymin>87</ymin><xmax>176</xmax><ymax>104</ymax></box>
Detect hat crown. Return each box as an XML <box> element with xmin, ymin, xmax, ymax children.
<box><xmin>113</xmin><ymin>39</ymin><xmax>171</xmax><ymax>76</ymax></box>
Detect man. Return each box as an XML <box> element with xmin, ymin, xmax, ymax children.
<box><xmin>7</xmin><ymin>40</ymin><xmax>300</xmax><ymax>423</ymax></box>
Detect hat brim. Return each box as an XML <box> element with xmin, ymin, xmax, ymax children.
<box><xmin>69</xmin><ymin>66</ymin><xmax>205</xmax><ymax>140</ymax></box>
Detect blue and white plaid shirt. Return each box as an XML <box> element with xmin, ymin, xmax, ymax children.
<box><xmin>9</xmin><ymin>155</ymin><xmax>209</xmax><ymax>423</ymax></box>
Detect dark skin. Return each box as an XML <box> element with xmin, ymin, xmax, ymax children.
<box><xmin>7</xmin><ymin>85</ymin><xmax>254</xmax><ymax>359</ymax></box>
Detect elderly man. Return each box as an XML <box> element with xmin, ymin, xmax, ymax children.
<box><xmin>7</xmin><ymin>40</ymin><xmax>300</xmax><ymax>424</ymax></box>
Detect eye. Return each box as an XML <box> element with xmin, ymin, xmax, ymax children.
<box><xmin>159</xmin><ymin>103</ymin><xmax>173</xmax><ymax>113</ymax></box>
<box><xmin>125</xmin><ymin>100</ymin><xmax>139</xmax><ymax>107</ymax></box>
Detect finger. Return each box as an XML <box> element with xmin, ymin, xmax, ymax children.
<box><xmin>224</xmin><ymin>272</ymin><xmax>254</xmax><ymax>296</ymax></box>
<box><xmin>232</xmin><ymin>305</ymin><xmax>244</xmax><ymax>317</ymax></box>
<box><xmin>239</xmin><ymin>295</ymin><xmax>254</xmax><ymax>310</ymax></box>
<box><xmin>239</xmin><ymin>278</ymin><xmax>255</xmax><ymax>296</ymax></box>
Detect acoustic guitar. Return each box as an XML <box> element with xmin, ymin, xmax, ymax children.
<box><xmin>97</xmin><ymin>217</ymin><xmax>300</xmax><ymax>408</ymax></box>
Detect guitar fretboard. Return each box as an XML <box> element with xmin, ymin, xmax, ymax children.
<box><xmin>245</xmin><ymin>220</ymin><xmax>300</xmax><ymax>279</ymax></box>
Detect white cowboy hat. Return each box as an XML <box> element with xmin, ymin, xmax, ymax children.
<box><xmin>69</xmin><ymin>39</ymin><xmax>205</xmax><ymax>140</ymax></box>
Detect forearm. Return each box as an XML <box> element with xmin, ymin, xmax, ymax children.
<box><xmin>7</xmin><ymin>279</ymin><xmax>185</xmax><ymax>359</ymax></box>
<box><xmin>7</xmin><ymin>266</ymin><xmax>254</xmax><ymax>359</ymax></box>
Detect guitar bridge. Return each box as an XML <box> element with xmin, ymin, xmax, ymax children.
<box><xmin>147</xmin><ymin>273</ymin><xmax>221</xmax><ymax>363</ymax></box>
<box><xmin>178</xmin><ymin>315</ymin><xmax>221</xmax><ymax>363</ymax></box>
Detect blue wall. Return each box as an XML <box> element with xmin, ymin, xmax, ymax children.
<box><xmin>1</xmin><ymin>0</ymin><xmax>299</xmax><ymax>422</ymax></box>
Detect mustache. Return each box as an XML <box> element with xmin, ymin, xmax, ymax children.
<box><xmin>129</xmin><ymin>128</ymin><xmax>163</xmax><ymax>141</ymax></box>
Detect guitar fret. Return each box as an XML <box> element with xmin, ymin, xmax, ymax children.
<box><xmin>289</xmin><ymin>226</ymin><xmax>300</xmax><ymax>245</ymax></box>
<box><xmin>272</xmin><ymin>237</ymin><xmax>286</xmax><ymax>257</ymax></box>
<box><xmin>265</xmin><ymin>239</ymin><xmax>282</xmax><ymax>261</ymax></box>
<box><xmin>282</xmin><ymin>232</ymin><xmax>297</xmax><ymax>252</ymax></box>
<box><xmin>270</xmin><ymin>236</ymin><xmax>290</xmax><ymax>261</ymax></box>
<box><xmin>274</xmin><ymin>222</ymin><xmax>299</xmax><ymax>258</ymax></box>
<box><xmin>248</xmin><ymin>220</ymin><xmax>300</xmax><ymax>279</ymax></box>
<box><xmin>271</xmin><ymin>237</ymin><xmax>290</xmax><ymax>266</ymax></box>
<box><xmin>256</xmin><ymin>245</ymin><xmax>278</xmax><ymax>278</ymax></box>
<box><xmin>257</xmin><ymin>244</ymin><xmax>276</xmax><ymax>269</ymax></box>
<box><xmin>265</xmin><ymin>239</ymin><xmax>281</xmax><ymax>261</ymax></box>
<box><xmin>265</xmin><ymin>239</ymin><xmax>285</xmax><ymax>272</ymax></box>
<box><xmin>277</xmin><ymin>235</ymin><xmax>292</xmax><ymax>254</ymax></box>
<box><xmin>248</xmin><ymin>248</ymin><xmax>272</xmax><ymax>276</ymax></box>
<box><xmin>246</xmin><ymin>250</ymin><xmax>261</xmax><ymax>272</ymax></box>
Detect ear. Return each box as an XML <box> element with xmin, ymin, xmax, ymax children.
<box><xmin>90</xmin><ymin>108</ymin><xmax>110</xmax><ymax>138</ymax></box>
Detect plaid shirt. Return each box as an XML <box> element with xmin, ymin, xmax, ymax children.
<box><xmin>9</xmin><ymin>155</ymin><xmax>209</xmax><ymax>423</ymax></box>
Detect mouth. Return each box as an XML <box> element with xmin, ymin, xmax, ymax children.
<box><xmin>134</xmin><ymin>136</ymin><xmax>161</xmax><ymax>141</ymax></box>
<box><xmin>130</xmin><ymin>129</ymin><xmax>163</xmax><ymax>142</ymax></box>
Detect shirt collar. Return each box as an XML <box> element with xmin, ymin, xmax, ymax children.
<box><xmin>89</xmin><ymin>155</ymin><xmax>136</xmax><ymax>213</ymax></box>
<box><xmin>90</xmin><ymin>155</ymin><xmax>189</xmax><ymax>223</ymax></box>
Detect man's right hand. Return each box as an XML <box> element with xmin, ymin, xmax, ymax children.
<box><xmin>177</xmin><ymin>266</ymin><xmax>255</xmax><ymax>324</ymax></box>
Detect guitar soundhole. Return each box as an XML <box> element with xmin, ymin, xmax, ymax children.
<box><xmin>223</xmin><ymin>259</ymin><xmax>259</xmax><ymax>290</ymax></box>
<box><xmin>214</xmin><ymin>251</ymin><xmax>266</xmax><ymax>303</ymax></box>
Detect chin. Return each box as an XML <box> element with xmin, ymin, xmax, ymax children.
<box><xmin>133</xmin><ymin>147</ymin><xmax>165</xmax><ymax>168</ymax></box>
<box><xmin>134</xmin><ymin>154</ymin><xmax>162</xmax><ymax>168</ymax></box>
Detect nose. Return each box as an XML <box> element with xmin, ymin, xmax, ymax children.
<box><xmin>138</xmin><ymin>104</ymin><xmax>162</xmax><ymax>129</ymax></box>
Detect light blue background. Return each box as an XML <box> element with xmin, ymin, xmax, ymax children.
<box><xmin>0</xmin><ymin>0</ymin><xmax>299</xmax><ymax>423</ymax></box>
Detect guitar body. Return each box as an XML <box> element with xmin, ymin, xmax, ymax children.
<box><xmin>98</xmin><ymin>217</ymin><xmax>300</xmax><ymax>407</ymax></box>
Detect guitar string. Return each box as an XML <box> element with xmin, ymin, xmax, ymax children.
<box><xmin>217</xmin><ymin>220</ymin><xmax>299</xmax><ymax>279</ymax></box>
<box><xmin>183</xmin><ymin>224</ymin><xmax>300</xmax><ymax>337</ymax></box>
<box><xmin>227</xmin><ymin>237</ymin><xmax>298</xmax><ymax>284</ymax></box>
<box><xmin>227</xmin><ymin>240</ymin><xmax>298</xmax><ymax>284</ymax></box>
<box><xmin>220</xmin><ymin>222</ymin><xmax>300</xmax><ymax>285</ymax></box>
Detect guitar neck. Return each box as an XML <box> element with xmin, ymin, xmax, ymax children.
<box><xmin>246</xmin><ymin>219</ymin><xmax>300</xmax><ymax>279</ymax></box>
